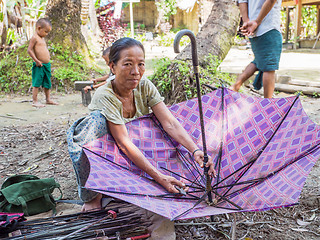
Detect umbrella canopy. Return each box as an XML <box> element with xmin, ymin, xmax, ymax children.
<box><xmin>83</xmin><ymin>88</ymin><xmax>320</xmax><ymax>220</ymax></box>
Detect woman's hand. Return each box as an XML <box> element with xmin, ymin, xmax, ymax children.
<box><xmin>155</xmin><ymin>173</ymin><xmax>188</xmax><ymax>194</ymax></box>
<box><xmin>193</xmin><ymin>150</ymin><xmax>216</xmax><ymax>178</ymax></box>
<box><xmin>83</xmin><ymin>85</ymin><xmax>92</xmax><ymax>93</ymax></box>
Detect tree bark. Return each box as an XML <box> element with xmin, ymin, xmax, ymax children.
<box><xmin>46</xmin><ymin>0</ymin><xmax>90</xmax><ymax>62</ymax></box>
<box><xmin>176</xmin><ymin>0</ymin><xmax>240</xmax><ymax>66</ymax></box>
<box><xmin>89</xmin><ymin>0</ymin><xmax>100</xmax><ymax>37</ymax></box>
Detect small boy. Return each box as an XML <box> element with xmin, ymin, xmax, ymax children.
<box><xmin>27</xmin><ymin>18</ymin><xmax>58</xmax><ymax>107</ymax></box>
<box><xmin>83</xmin><ymin>47</ymin><xmax>112</xmax><ymax>93</ymax></box>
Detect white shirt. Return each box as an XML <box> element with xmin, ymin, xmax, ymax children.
<box><xmin>238</xmin><ymin>0</ymin><xmax>282</xmax><ymax>37</ymax></box>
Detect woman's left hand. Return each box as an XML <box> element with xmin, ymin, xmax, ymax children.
<box><xmin>193</xmin><ymin>150</ymin><xmax>216</xmax><ymax>177</ymax></box>
<box><xmin>83</xmin><ymin>85</ymin><xmax>91</xmax><ymax>93</ymax></box>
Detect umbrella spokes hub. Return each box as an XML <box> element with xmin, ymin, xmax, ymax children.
<box><xmin>206</xmin><ymin>194</ymin><xmax>218</xmax><ymax>206</ymax></box>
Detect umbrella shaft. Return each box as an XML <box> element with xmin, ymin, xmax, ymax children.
<box><xmin>194</xmin><ymin>72</ymin><xmax>212</xmax><ymax>203</ymax></box>
<box><xmin>195</xmin><ymin>73</ymin><xmax>208</xmax><ymax>157</ymax></box>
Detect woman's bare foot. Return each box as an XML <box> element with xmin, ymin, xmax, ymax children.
<box><xmin>32</xmin><ymin>102</ymin><xmax>45</xmax><ymax>108</ymax></box>
<box><xmin>81</xmin><ymin>193</ymin><xmax>102</xmax><ymax>212</ymax></box>
<box><xmin>46</xmin><ymin>100</ymin><xmax>59</xmax><ymax>105</ymax></box>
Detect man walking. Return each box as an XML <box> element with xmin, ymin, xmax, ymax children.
<box><xmin>231</xmin><ymin>0</ymin><xmax>282</xmax><ymax>98</ymax></box>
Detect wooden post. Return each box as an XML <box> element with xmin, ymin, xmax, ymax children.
<box><xmin>119</xmin><ymin>0</ymin><xmax>140</xmax><ymax>38</ymax></box>
<box><xmin>285</xmin><ymin>7</ymin><xmax>290</xmax><ymax>43</ymax></box>
<box><xmin>317</xmin><ymin>5</ymin><xmax>320</xmax><ymax>35</ymax></box>
<box><xmin>74</xmin><ymin>81</ymin><xmax>93</xmax><ymax>106</ymax></box>
<box><xmin>130</xmin><ymin>0</ymin><xmax>134</xmax><ymax>38</ymax></box>
<box><xmin>293</xmin><ymin>0</ymin><xmax>302</xmax><ymax>49</ymax></box>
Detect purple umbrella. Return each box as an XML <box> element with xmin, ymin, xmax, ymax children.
<box><xmin>82</xmin><ymin>88</ymin><xmax>320</xmax><ymax>220</ymax></box>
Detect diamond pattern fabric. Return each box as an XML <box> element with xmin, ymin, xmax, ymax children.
<box><xmin>83</xmin><ymin>88</ymin><xmax>320</xmax><ymax>220</ymax></box>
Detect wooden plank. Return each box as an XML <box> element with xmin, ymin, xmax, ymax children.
<box><xmin>275</xmin><ymin>83</ymin><xmax>320</xmax><ymax>96</ymax></box>
<box><xmin>301</xmin><ymin>0</ymin><xmax>320</xmax><ymax>5</ymax></box>
<box><xmin>282</xmin><ymin>1</ymin><xmax>296</xmax><ymax>7</ymax></box>
<box><xmin>289</xmin><ymin>79</ymin><xmax>320</xmax><ymax>88</ymax></box>
<box><xmin>282</xmin><ymin>0</ymin><xmax>320</xmax><ymax>7</ymax></box>
<box><xmin>74</xmin><ymin>81</ymin><xmax>92</xmax><ymax>91</ymax></box>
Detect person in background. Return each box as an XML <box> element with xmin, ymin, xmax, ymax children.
<box><xmin>27</xmin><ymin>18</ymin><xmax>58</xmax><ymax>107</ymax></box>
<box><xmin>230</xmin><ymin>0</ymin><xmax>282</xmax><ymax>98</ymax></box>
<box><xmin>83</xmin><ymin>47</ymin><xmax>112</xmax><ymax>93</ymax></box>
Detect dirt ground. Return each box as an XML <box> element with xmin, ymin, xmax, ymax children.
<box><xmin>1</xmin><ymin>46</ymin><xmax>320</xmax><ymax>239</ymax></box>
<box><xmin>1</xmin><ymin>88</ymin><xmax>320</xmax><ymax>239</ymax></box>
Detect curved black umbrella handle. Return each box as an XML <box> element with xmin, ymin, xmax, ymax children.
<box><xmin>173</xmin><ymin>29</ymin><xmax>199</xmax><ymax>74</ymax></box>
<box><xmin>174</xmin><ymin>30</ymin><xmax>213</xmax><ymax>203</ymax></box>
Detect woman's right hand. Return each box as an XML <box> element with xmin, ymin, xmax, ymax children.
<box><xmin>92</xmin><ymin>79</ymin><xmax>98</xmax><ymax>84</ymax></box>
<box><xmin>156</xmin><ymin>174</ymin><xmax>187</xmax><ymax>194</ymax></box>
<box><xmin>83</xmin><ymin>85</ymin><xmax>91</xmax><ymax>93</ymax></box>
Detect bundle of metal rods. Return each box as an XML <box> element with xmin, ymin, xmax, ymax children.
<box><xmin>7</xmin><ymin>201</ymin><xmax>150</xmax><ymax>240</ymax></box>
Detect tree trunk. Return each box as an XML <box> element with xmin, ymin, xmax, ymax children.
<box><xmin>46</xmin><ymin>0</ymin><xmax>91</xmax><ymax>63</ymax></box>
<box><xmin>176</xmin><ymin>0</ymin><xmax>240</xmax><ymax>66</ymax></box>
<box><xmin>89</xmin><ymin>0</ymin><xmax>100</xmax><ymax>37</ymax></box>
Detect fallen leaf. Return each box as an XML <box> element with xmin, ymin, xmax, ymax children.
<box><xmin>297</xmin><ymin>219</ymin><xmax>311</xmax><ymax>226</ymax></box>
<box><xmin>308</xmin><ymin>212</ymin><xmax>316</xmax><ymax>221</ymax></box>
<box><xmin>291</xmin><ymin>228</ymin><xmax>309</xmax><ymax>232</ymax></box>
<box><xmin>267</xmin><ymin>224</ymin><xmax>283</xmax><ymax>232</ymax></box>
<box><xmin>21</xmin><ymin>164</ymin><xmax>38</xmax><ymax>173</ymax></box>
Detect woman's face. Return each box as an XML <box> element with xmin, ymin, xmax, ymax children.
<box><xmin>110</xmin><ymin>46</ymin><xmax>145</xmax><ymax>91</ymax></box>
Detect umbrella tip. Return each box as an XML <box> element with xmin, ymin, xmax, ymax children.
<box><xmin>175</xmin><ymin>186</ymin><xmax>187</xmax><ymax>196</ymax></box>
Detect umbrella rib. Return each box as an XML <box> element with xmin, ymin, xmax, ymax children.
<box><xmin>223</xmin><ymin>181</ymin><xmax>259</xmax><ymax>200</ymax></box>
<box><xmin>178</xmin><ymin>151</ymin><xmax>204</xmax><ymax>186</ymax></box>
<box><xmin>215</xmin><ymin>86</ymin><xmax>225</xmax><ymax>184</ymax></box>
<box><xmin>212</xmin><ymin>178</ymin><xmax>262</xmax><ymax>190</ymax></box>
<box><xmin>171</xmin><ymin>192</ymin><xmax>208</xmax><ymax>221</ymax></box>
<box><xmin>85</xmin><ymin>187</ymin><xmax>199</xmax><ymax>200</ymax></box>
<box><xmin>83</xmin><ymin>147</ymin><xmax>203</xmax><ymax>200</ymax></box>
<box><xmin>268</xmin><ymin>142</ymin><xmax>320</xmax><ymax>176</ymax></box>
<box><xmin>82</xmin><ymin>146</ymin><xmax>157</xmax><ymax>183</ymax></box>
<box><xmin>160</xmin><ymin>167</ymin><xmax>204</xmax><ymax>189</ymax></box>
<box><xmin>222</xmin><ymin>139</ymin><xmax>320</xmax><ymax>201</ymax></box>
<box><xmin>211</xmin><ymin>158</ymin><xmax>255</xmax><ymax>188</ymax></box>
<box><xmin>219</xmin><ymin>160</ymin><xmax>254</xmax><ymax>199</ymax></box>
<box><xmin>211</xmin><ymin>189</ymin><xmax>243</xmax><ymax>210</ymax></box>
<box><xmin>174</xmin><ymin>149</ymin><xmax>204</xmax><ymax>187</ymax></box>
<box><xmin>216</xmin><ymin>94</ymin><xmax>301</xmax><ymax>201</ymax></box>
<box><xmin>151</xmin><ymin>115</ymin><xmax>204</xmax><ymax>187</ymax></box>
<box><xmin>256</xmin><ymin>94</ymin><xmax>300</xmax><ymax>155</ymax></box>
<box><xmin>186</xmin><ymin>152</ymin><xmax>203</xmax><ymax>174</ymax></box>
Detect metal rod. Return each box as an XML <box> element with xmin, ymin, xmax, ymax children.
<box><xmin>151</xmin><ymin>115</ymin><xmax>204</xmax><ymax>187</ymax></box>
<box><xmin>174</xmin><ymin>29</ymin><xmax>212</xmax><ymax>203</ymax></box>
<box><xmin>215</xmin><ymin>87</ymin><xmax>225</xmax><ymax>186</ymax></box>
<box><xmin>57</xmin><ymin>211</ymin><xmax>116</xmax><ymax>240</ymax></box>
<box><xmin>220</xmin><ymin>94</ymin><xmax>301</xmax><ymax>200</ymax></box>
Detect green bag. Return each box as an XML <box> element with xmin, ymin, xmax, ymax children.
<box><xmin>0</xmin><ymin>175</ymin><xmax>62</xmax><ymax>216</ymax></box>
